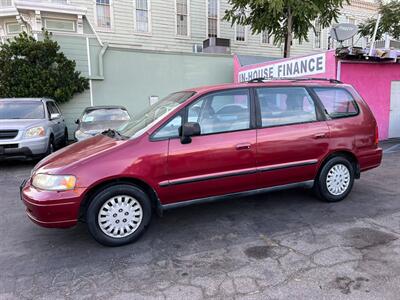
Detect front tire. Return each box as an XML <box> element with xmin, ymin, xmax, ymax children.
<box><xmin>314</xmin><ymin>157</ymin><xmax>355</xmax><ymax>202</ymax></box>
<box><xmin>61</xmin><ymin>128</ymin><xmax>68</xmax><ymax>148</ymax></box>
<box><xmin>45</xmin><ymin>136</ymin><xmax>55</xmax><ymax>156</ymax></box>
<box><xmin>86</xmin><ymin>184</ymin><xmax>152</xmax><ymax>246</ymax></box>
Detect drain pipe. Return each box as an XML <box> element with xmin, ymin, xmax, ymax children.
<box><xmin>98</xmin><ymin>43</ymin><xmax>108</xmax><ymax>79</ymax></box>
<box><xmin>369</xmin><ymin>14</ymin><xmax>381</xmax><ymax>57</ymax></box>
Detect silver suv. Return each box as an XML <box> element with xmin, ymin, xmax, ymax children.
<box><xmin>0</xmin><ymin>98</ymin><xmax>68</xmax><ymax>160</ymax></box>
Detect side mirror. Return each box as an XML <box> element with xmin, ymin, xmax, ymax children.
<box><xmin>180</xmin><ymin>122</ymin><xmax>201</xmax><ymax>144</ymax></box>
<box><xmin>50</xmin><ymin>113</ymin><xmax>60</xmax><ymax>120</ymax></box>
<box><xmin>75</xmin><ymin>119</ymin><xmax>80</xmax><ymax>125</ymax></box>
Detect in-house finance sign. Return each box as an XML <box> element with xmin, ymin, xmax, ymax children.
<box><xmin>238</xmin><ymin>53</ymin><xmax>326</xmax><ymax>83</ymax></box>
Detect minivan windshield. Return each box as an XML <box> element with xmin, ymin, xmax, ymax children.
<box><xmin>118</xmin><ymin>91</ymin><xmax>195</xmax><ymax>138</ymax></box>
<box><xmin>0</xmin><ymin>101</ymin><xmax>45</xmax><ymax>119</ymax></box>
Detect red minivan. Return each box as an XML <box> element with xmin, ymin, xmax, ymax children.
<box><xmin>21</xmin><ymin>79</ymin><xmax>382</xmax><ymax>246</ymax></box>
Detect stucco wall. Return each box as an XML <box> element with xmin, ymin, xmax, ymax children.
<box><xmin>91</xmin><ymin>47</ymin><xmax>233</xmax><ymax>115</ymax></box>
<box><xmin>341</xmin><ymin>63</ymin><xmax>400</xmax><ymax>140</ymax></box>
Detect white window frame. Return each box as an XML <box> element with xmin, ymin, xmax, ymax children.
<box><xmin>43</xmin><ymin>18</ymin><xmax>76</xmax><ymax>32</ymax></box>
<box><xmin>175</xmin><ymin>0</ymin><xmax>190</xmax><ymax>38</ymax></box>
<box><xmin>234</xmin><ymin>23</ymin><xmax>246</xmax><ymax>43</ymax></box>
<box><xmin>133</xmin><ymin>0</ymin><xmax>151</xmax><ymax>35</ymax></box>
<box><xmin>260</xmin><ymin>30</ymin><xmax>272</xmax><ymax>45</ymax></box>
<box><xmin>313</xmin><ymin>19</ymin><xmax>322</xmax><ymax>49</ymax></box>
<box><xmin>0</xmin><ymin>0</ymin><xmax>13</xmax><ymax>8</ymax></box>
<box><xmin>6</xmin><ymin>22</ymin><xmax>22</xmax><ymax>35</ymax></box>
<box><xmin>206</xmin><ymin>0</ymin><xmax>219</xmax><ymax>38</ymax></box>
<box><xmin>346</xmin><ymin>16</ymin><xmax>357</xmax><ymax>46</ymax></box>
<box><xmin>94</xmin><ymin>0</ymin><xmax>114</xmax><ymax>32</ymax></box>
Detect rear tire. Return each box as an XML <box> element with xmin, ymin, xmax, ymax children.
<box><xmin>314</xmin><ymin>156</ymin><xmax>354</xmax><ymax>202</ymax></box>
<box><xmin>86</xmin><ymin>184</ymin><xmax>152</xmax><ymax>247</ymax></box>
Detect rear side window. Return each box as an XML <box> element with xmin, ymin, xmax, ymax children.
<box><xmin>313</xmin><ymin>88</ymin><xmax>358</xmax><ymax>119</ymax></box>
<box><xmin>256</xmin><ymin>87</ymin><xmax>317</xmax><ymax>127</ymax></box>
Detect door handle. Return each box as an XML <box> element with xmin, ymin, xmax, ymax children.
<box><xmin>313</xmin><ymin>133</ymin><xmax>328</xmax><ymax>139</ymax></box>
<box><xmin>236</xmin><ymin>143</ymin><xmax>251</xmax><ymax>150</ymax></box>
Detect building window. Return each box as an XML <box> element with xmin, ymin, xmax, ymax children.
<box><xmin>207</xmin><ymin>0</ymin><xmax>218</xmax><ymax>38</ymax></box>
<box><xmin>235</xmin><ymin>24</ymin><xmax>245</xmax><ymax>42</ymax></box>
<box><xmin>6</xmin><ymin>22</ymin><xmax>22</xmax><ymax>34</ymax></box>
<box><xmin>96</xmin><ymin>0</ymin><xmax>111</xmax><ymax>29</ymax></box>
<box><xmin>261</xmin><ymin>30</ymin><xmax>271</xmax><ymax>44</ymax></box>
<box><xmin>314</xmin><ymin>19</ymin><xmax>322</xmax><ymax>48</ymax></box>
<box><xmin>176</xmin><ymin>0</ymin><xmax>188</xmax><ymax>36</ymax></box>
<box><xmin>135</xmin><ymin>0</ymin><xmax>150</xmax><ymax>33</ymax></box>
<box><xmin>0</xmin><ymin>0</ymin><xmax>12</xmax><ymax>7</ymax></box>
<box><xmin>44</xmin><ymin>19</ymin><xmax>76</xmax><ymax>32</ymax></box>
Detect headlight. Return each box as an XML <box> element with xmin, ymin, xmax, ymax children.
<box><xmin>25</xmin><ymin>126</ymin><xmax>45</xmax><ymax>138</ymax></box>
<box><xmin>32</xmin><ymin>174</ymin><xmax>76</xmax><ymax>191</ymax></box>
<box><xmin>75</xmin><ymin>130</ymin><xmax>91</xmax><ymax>141</ymax></box>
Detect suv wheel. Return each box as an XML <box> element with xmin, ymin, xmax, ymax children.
<box><xmin>46</xmin><ymin>136</ymin><xmax>55</xmax><ymax>156</ymax></box>
<box><xmin>86</xmin><ymin>184</ymin><xmax>152</xmax><ymax>246</ymax></box>
<box><xmin>61</xmin><ymin>128</ymin><xmax>68</xmax><ymax>147</ymax></box>
<box><xmin>314</xmin><ymin>156</ymin><xmax>355</xmax><ymax>202</ymax></box>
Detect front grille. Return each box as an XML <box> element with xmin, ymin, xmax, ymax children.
<box><xmin>1</xmin><ymin>144</ymin><xmax>18</xmax><ymax>149</ymax></box>
<box><xmin>0</xmin><ymin>130</ymin><xmax>18</xmax><ymax>139</ymax></box>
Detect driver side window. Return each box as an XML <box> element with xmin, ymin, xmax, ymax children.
<box><xmin>187</xmin><ymin>89</ymin><xmax>251</xmax><ymax>135</ymax></box>
<box><xmin>152</xmin><ymin>115</ymin><xmax>182</xmax><ymax>139</ymax></box>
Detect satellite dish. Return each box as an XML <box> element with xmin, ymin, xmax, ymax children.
<box><xmin>330</xmin><ymin>23</ymin><xmax>358</xmax><ymax>43</ymax></box>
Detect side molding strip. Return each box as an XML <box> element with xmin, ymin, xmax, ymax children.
<box><xmin>161</xmin><ymin>180</ymin><xmax>314</xmax><ymax>210</ymax></box>
<box><xmin>159</xmin><ymin>159</ymin><xmax>318</xmax><ymax>187</ymax></box>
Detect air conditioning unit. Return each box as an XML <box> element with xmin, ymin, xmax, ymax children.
<box><xmin>202</xmin><ymin>37</ymin><xmax>231</xmax><ymax>54</ymax></box>
<box><xmin>192</xmin><ymin>43</ymin><xmax>203</xmax><ymax>53</ymax></box>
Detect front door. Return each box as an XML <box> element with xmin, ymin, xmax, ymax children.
<box><xmin>161</xmin><ymin>88</ymin><xmax>258</xmax><ymax>204</ymax></box>
<box><xmin>255</xmin><ymin>86</ymin><xmax>330</xmax><ymax>188</ymax></box>
<box><xmin>389</xmin><ymin>81</ymin><xmax>400</xmax><ymax>138</ymax></box>
<box><xmin>47</xmin><ymin>102</ymin><xmax>63</xmax><ymax>141</ymax></box>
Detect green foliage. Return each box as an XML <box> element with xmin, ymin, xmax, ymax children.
<box><xmin>359</xmin><ymin>0</ymin><xmax>400</xmax><ymax>40</ymax></box>
<box><xmin>224</xmin><ymin>0</ymin><xmax>349</xmax><ymax>56</ymax></box>
<box><xmin>0</xmin><ymin>31</ymin><xmax>89</xmax><ymax>103</ymax></box>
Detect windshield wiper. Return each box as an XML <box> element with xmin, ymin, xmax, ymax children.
<box><xmin>101</xmin><ymin>129</ymin><xmax>129</xmax><ymax>140</ymax></box>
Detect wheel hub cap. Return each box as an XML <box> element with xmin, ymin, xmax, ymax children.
<box><xmin>98</xmin><ymin>195</ymin><xmax>143</xmax><ymax>238</ymax></box>
<box><xmin>326</xmin><ymin>164</ymin><xmax>350</xmax><ymax>196</ymax></box>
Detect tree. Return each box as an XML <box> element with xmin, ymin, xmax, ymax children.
<box><xmin>224</xmin><ymin>0</ymin><xmax>349</xmax><ymax>58</ymax></box>
<box><xmin>359</xmin><ymin>0</ymin><xmax>400</xmax><ymax>41</ymax></box>
<box><xmin>0</xmin><ymin>32</ymin><xmax>89</xmax><ymax>103</ymax></box>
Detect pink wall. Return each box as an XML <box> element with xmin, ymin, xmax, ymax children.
<box><xmin>340</xmin><ymin>62</ymin><xmax>400</xmax><ymax>140</ymax></box>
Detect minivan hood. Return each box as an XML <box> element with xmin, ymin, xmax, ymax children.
<box><xmin>0</xmin><ymin>119</ymin><xmax>44</xmax><ymax>130</ymax></box>
<box><xmin>34</xmin><ymin>134</ymin><xmax>124</xmax><ymax>173</ymax></box>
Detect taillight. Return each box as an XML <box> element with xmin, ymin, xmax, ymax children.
<box><xmin>374</xmin><ymin>125</ymin><xmax>379</xmax><ymax>146</ymax></box>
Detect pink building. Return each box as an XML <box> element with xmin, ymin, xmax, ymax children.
<box><xmin>234</xmin><ymin>50</ymin><xmax>400</xmax><ymax>140</ymax></box>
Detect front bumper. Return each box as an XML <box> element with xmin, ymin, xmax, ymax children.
<box><xmin>20</xmin><ymin>179</ymin><xmax>85</xmax><ymax>228</ymax></box>
<box><xmin>0</xmin><ymin>136</ymin><xmax>49</xmax><ymax>159</ymax></box>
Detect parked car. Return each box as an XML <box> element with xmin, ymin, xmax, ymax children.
<box><xmin>21</xmin><ymin>79</ymin><xmax>382</xmax><ymax>246</ymax></box>
<box><xmin>0</xmin><ymin>98</ymin><xmax>68</xmax><ymax>160</ymax></box>
<box><xmin>74</xmin><ymin>106</ymin><xmax>131</xmax><ymax>142</ymax></box>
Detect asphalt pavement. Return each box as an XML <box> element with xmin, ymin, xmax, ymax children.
<box><xmin>0</xmin><ymin>140</ymin><xmax>400</xmax><ymax>299</ymax></box>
